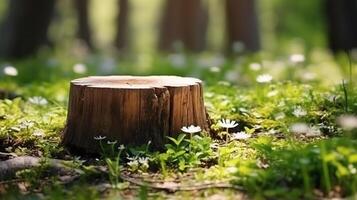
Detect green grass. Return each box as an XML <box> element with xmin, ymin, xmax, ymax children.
<box><xmin>0</xmin><ymin>49</ymin><xmax>357</xmax><ymax>199</ymax></box>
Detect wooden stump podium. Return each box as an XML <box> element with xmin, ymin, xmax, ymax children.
<box><xmin>62</xmin><ymin>76</ymin><xmax>209</xmax><ymax>152</ymax></box>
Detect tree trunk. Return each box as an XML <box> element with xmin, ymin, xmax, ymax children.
<box><xmin>62</xmin><ymin>76</ymin><xmax>209</xmax><ymax>152</ymax></box>
<box><xmin>325</xmin><ymin>0</ymin><xmax>357</xmax><ymax>53</ymax></box>
<box><xmin>225</xmin><ymin>0</ymin><xmax>260</xmax><ymax>53</ymax></box>
<box><xmin>73</xmin><ymin>0</ymin><xmax>93</xmax><ymax>49</ymax></box>
<box><xmin>158</xmin><ymin>0</ymin><xmax>208</xmax><ymax>52</ymax></box>
<box><xmin>0</xmin><ymin>0</ymin><xmax>55</xmax><ymax>58</ymax></box>
<box><xmin>114</xmin><ymin>0</ymin><xmax>129</xmax><ymax>51</ymax></box>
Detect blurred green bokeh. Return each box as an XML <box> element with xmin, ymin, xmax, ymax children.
<box><xmin>0</xmin><ymin>0</ymin><xmax>328</xmax><ymax>54</ymax></box>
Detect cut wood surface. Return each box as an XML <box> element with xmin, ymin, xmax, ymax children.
<box><xmin>62</xmin><ymin>76</ymin><xmax>209</xmax><ymax>152</ymax></box>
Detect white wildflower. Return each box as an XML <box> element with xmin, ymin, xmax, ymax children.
<box><xmin>337</xmin><ymin>115</ymin><xmax>357</xmax><ymax>130</ymax></box>
<box><xmin>292</xmin><ymin>106</ymin><xmax>307</xmax><ymax>117</ymax></box>
<box><xmin>274</xmin><ymin>112</ymin><xmax>286</xmax><ymax>120</ymax></box>
<box><xmin>94</xmin><ymin>135</ymin><xmax>106</xmax><ymax>140</ymax></box>
<box><xmin>33</xmin><ymin>130</ymin><xmax>45</xmax><ymax>137</ymax></box>
<box><xmin>267</xmin><ymin>129</ymin><xmax>278</xmax><ymax>135</ymax></box>
<box><xmin>118</xmin><ymin>144</ymin><xmax>125</xmax><ymax>150</ymax></box>
<box><xmin>209</xmin><ymin>66</ymin><xmax>221</xmax><ymax>73</ymax></box>
<box><xmin>278</xmin><ymin>101</ymin><xmax>286</xmax><ymax>108</ymax></box>
<box><xmin>28</xmin><ymin>96</ymin><xmax>48</xmax><ymax>106</ymax></box>
<box><xmin>19</xmin><ymin>120</ymin><xmax>35</xmax><ymax>129</ymax></box>
<box><xmin>138</xmin><ymin>157</ymin><xmax>149</xmax><ymax>170</ymax></box>
<box><xmin>231</xmin><ymin>131</ymin><xmax>251</xmax><ymax>140</ymax></box>
<box><xmin>218</xmin><ymin>119</ymin><xmax>238</xmax><ymax>129</ymax></box>
<box><xmin>249</xmin><ymin>63</ymin><xmax>261</xmax><ymax>71</ymax></box>
<box><xmin>349</xmin><ymin>164</ymin><xmax>357</xmax><ymax>174</ymax></box>
<box><xmin>289</xmin><ymin>54</ymin><xmax>305</xmax><ymax>64</ymax></box>
<box><xmin>290</xmin><ymin>123</ymin><xmax>310</xmax><ymax>134</ymax></box>
<box><xmin>127</xmin><ymin>156</ymin><xmax>137</xmax><ymax>161</ymax></box>
<box><xmin>138</xmin><ymin>157</ymin><xmax>149</xmax><ymax>165</ymax></box>
<box><xmin>73</xmin><ymin>63</ymin><xmax>87</xmax><ymax>74</ymax></box>
<box><xmin>3</xmin><ymin>65</ymin><xmax>18</xmax><ymax>76</ymax></box>
<box><xmin>181</xmin><ymin>125</ymin><xmax>202</xmax><ymax>134</ymax></box>
<box><xmin>127</xmin><ymin>160</ymin><xmax>139</xmax><ymax>171</ymax></box>
<box><xmin>256</xmin><ymin>74</ymin><xmax>273</xmax><ymax>83</ymax></box>
<box><xmin>267</xmin><ymin>90</ymin><xmax>278</xmax><ymax>97</ymax></box>
<box><xmin>107</xmin><ymin>140</ymin><xmax>117</xmax><ymax>145</ymax></box>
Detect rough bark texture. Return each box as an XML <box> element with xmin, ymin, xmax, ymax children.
<box><xmin>325</xmin><ymin>0</ymin><xmax>357</xmax><ymax>53</ymax></box>
<box><xmin>73</xmin><ymin>0</ymin><xmax>93</xmax><ymax>49</ymax></box>
<box><xmin>0</xmin><ymin>0</ymin><xmax>55</xmax><ymax>58</ymax></box>
<box><xmin>115</xmin><ymin>0</ymin><xmax>130</xmax><ymax>51</ymax></box>
<box><xmin>158</xmin><ymin>0</ymin><xmax>208</xmax><ymax>52</ymax></box>
<box><xmin>62</xmin><ymin>76</ymin><xmax>209</xmax><ymax>152</ymax></box>
<box><xmin>225</xmin><ymin>0</ymin><xmax>260</xmax><ymax>53</ymax></box>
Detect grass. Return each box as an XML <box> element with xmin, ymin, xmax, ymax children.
<box><xmin>0</xmin><ymin>49</ymin><xmax>357</xmax><ymax>199</ymax></box>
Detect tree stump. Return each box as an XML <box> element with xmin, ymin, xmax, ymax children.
<box><xmin>62</xmin><ymin>76</ymin><xmax>209</xmax><ymax>152</ymax></box>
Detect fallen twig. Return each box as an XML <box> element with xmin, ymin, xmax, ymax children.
<box><xmin>0</xmin><ymin>152</ymin><xmax>18</xmax><ymax>159</ymax></box>
<box><xmin>0</xmin><ymin>156</ymin><xmax>76</xmax><ymax>180</ymax></box>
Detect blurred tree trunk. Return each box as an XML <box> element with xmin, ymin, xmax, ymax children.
<box><xmin>114</xmin><ymin>0</ymin><xmax>129</xmax><ymax>51</ymax></box>
<box><xmin>325</xmin><ymin>0</ymin><xmax>357</xmax><ymax>53</ymax></box>
<box><xmin>0</xmin><ymin>0</ymin><xmax>55</xmax><ymax>58</ymax></box>
<box><xmin>158</xmin><ymin>0</ymin><xmax>208</xmax><ymax>52</ymax></box>
<box><xmin>73</xmin><ymin>0</ymin><xmax>93</xmax><ymax>49</ymax></box>
<box><xmin>225</xmin><ymin>0</ymin><xmax>260</xmax><ymax>53</ymax></box>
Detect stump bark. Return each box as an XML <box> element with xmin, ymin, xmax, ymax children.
<box><xmin>62</xmin><ymin>76</ymin><xmax>209</xmax><ymax>152</ymax></box>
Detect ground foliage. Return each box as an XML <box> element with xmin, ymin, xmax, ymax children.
<box><xmin>0</xmin><ymin>51</ymin><xmax>357</xmax><ymax>199</ymax></box>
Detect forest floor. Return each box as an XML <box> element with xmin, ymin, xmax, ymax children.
<box><xmin>0</xmin><ymin>51</ymin><xmax>357</xmax><ymax>199</ymax></box>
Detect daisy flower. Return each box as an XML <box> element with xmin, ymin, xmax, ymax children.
<box><xmin>28</xmin><ymin>96</ymin><xmax>48</xmax><ymax>106</ymax></box>
<box><xmin>218</xmin><ymin>119</ymin><xmax>238</xmax><ymax>129</ymax></box>
<box><xmin>292</xmin><ymin>106</ymin><xmax>307</xmax><ymax>117</ymax></box>
<box><xmin>231</xmin><ymin>131</ymin><xmax>251</xmax><ymax>140</ymax></box>
<box><xmin>256</xmin><ymin>74</ymin><xmax>273</xmax><ymax>83</ymax></box>
<box><xmin>94</xmin><ymin>135</ymin><xmax>106</xmax><ymax>140</ymax></box>
<box><xmin>3</xmin><ymin>65</ymin><xmax>18</xmax><ymax>76</ymax></box>
<box><xmin>181</xmin><ymin>125</ymin><xmax>202</xmax><ymax>134</ymax></box>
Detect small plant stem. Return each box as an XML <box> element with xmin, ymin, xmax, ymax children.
<box><xmin>160</xmin><ymin>158</ymin><xmax>167</xmax><ymax>178</ymax></box>
<box><xmin>189</xmin><ymin>133</ymin><xmax>193</xmax><ymax>152</ymax></box>
<box><xmin>320</xmin><ymin>142</ymin><xmax>331</xmax><ymax>193</ymax></box>
<box><xmin>341</xmin><ymin>80</ymin><xmax>349</xmax><ymax>113</ymax></box>
<box><xmin>348</xmin><ymin>51</ymin><xmax>353</xmax><ymax>86</ymax></box>
<box><xmin>99</xmin><ymin>140</ymin><xmax>105</xmax><ymax>156</ymax></box>
<box><xmin>302</xmin><ymin>165</ymin><xmax>311</xmax><ymax>196</ymax></box>
<box><xmin>226</xmin><ymin>128</ymin><xmax>229</xmax><ymax>143</ymax></box>
<box><xmin>114</xmin><ymin>149</ymin><xmax>123</xmax><ymax>188</ymax></box>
